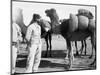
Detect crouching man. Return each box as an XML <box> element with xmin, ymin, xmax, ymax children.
<box><xmin>12</xmin><ymin>19</ymin><xmax>22</xmax><ymax>75</ymax></box>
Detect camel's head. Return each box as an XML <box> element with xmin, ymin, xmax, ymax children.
<box><xmin>45</xmin><ymin>8</ymin><xmax>58</xmax><ymax>18</ymax></box>
<box><xmin>12</xmin><ymin>7</ymin><xmax>27</xmax><ymax>35</ymax></box>
<box><xmin>45</xmin><ymin>8</ymin><xmax>61</xmax><ymax>34</ymax></box>
<box><xmin>88</xmin><ymin>12</ymin><xmax>94</xmax><ymax>19</ymax></box>
<box><xmin>13</xmin><ymin>8</ymin><xmax>23</xmax><ymax>23</ymax></box>
<box><xmin>45</xmin><ymin>8</ymin><xmax>59</xmax><ymax>27</ymax></box>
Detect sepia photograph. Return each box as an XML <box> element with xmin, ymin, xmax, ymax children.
<box><xmin>11</xmin><ymin>0</ymin><xmax>96</xmax><ymax>75</ymax></box>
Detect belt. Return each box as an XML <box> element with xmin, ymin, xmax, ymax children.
<box><xmin>12</xmin><ymin>42</ymin><xmax>17</xmax><ymax>46</ymax></box>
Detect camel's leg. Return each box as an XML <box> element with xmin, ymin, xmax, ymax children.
<box><xmin>65</xmin><ymin>39</ymin><xmax>73</xmax><ymax>69</ymax></box>
<box><xmin>90</xmin><ymin>46</ymin><xmax>96</xmax><ymax>66</ymax></box>
<box><xmin>49</xmin><ymin>32</ymin><xmax>52</xmax><ymax>57</ymax></box>
<box><xmin>89</xmin><ymin>38</ymin><xmax>94</xmax><ymax>59</ymax></box>
<box><xmin>84</xmin><ymin>40</ymin><xmax>87</xmax><ymax>55</ymax></box>
<box><xmin>65</xmin><ymin>40</ymin><xmax>68</xmax><ymax>60</ymax></box>
<box><xmin>80</xmin><ymin>41</ymin><xmax>84</xmax><ymax>55</ymax></box>
<box><xmin>75</xmin><ymin>41</ymin><xmax>79</xmax><ymax>56</ymax></box>
<box><xmin>90</xmin><ymin>33</ymin><xmax>96</xmax><ymax>66</ymax></box>
<box><xmin>44</xmin><ymin>36</ymin><xmax>49</xmax><ymax>57</ymax></box>
<box><xmin>71</xmin><ymin>41</ymin><xmax>74</xmax><ymax>61</ymax></box>
<box><xmin>89</xmin><ymin>46</ymin><xmax>94</xmax><ymax>59</ymax></box>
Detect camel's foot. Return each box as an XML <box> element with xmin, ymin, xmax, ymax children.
<box><xmin>90</xmin><ymin>60</ymin><xmax>96</xmax><ymax>66</ymax></box>
<box><xmin>43</xmin><ymin>53</ymin><xmax>48</xmax><ymax>58</ymax></box>
<box><xmin>74</xmin><ymin>52</ymin><xmax>80</xmax><ymax>56</ymax></box>
<box><xmin>49</xmin><ymin>51</ymin><xmax>52</xmax><ymax>57</ymax></box>
<box><xmin>64</xmin><ymin>56</ymin><xmax>69</xmax><ymax>60</ymax></box>
<box><xmin>89</xmin><ymin>58</ymin><xmax>96</xmax><ymax>68</ymax></box>
<box><xmin>65</xmin><ymin>55</ymin><xmax>74</xmax><ymax>60</ymax></box>
<box><xmin>89</xmin><ymin>55</ymin><xmax>93</xmax><ymax>59</ymax></box>
<box><xmin>89</xmin><ymin>61</ymin><xmax>96</xmax><ymax>68</ymax></box>
<box><xmin>68</xmin><ymin>57</ymin><xmax>73</xmax><ymax>69</ymax></box>
<box><xmin>64</xmin><ymin>59</ymin><xmax>72</xmax><ymax>70</ymax></box>
<box><xmin>65</xmin><ymin>56</ymin><xmax>73</xmax><ymax>69</ymax></box>
<box><xmin>48</xmin><ymin>53</ymin><xmax>52</xmax><ymax>58</ymax></box>
<box><xmin>84</xmin><ymin>51</ymin><xmax>87</xmax><ymax>55</ymax></box>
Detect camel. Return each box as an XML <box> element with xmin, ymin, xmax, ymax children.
<box><xmin>45</xmin><ymin>8</ymin><xmax>96</xmax><ymax>68</ymax></box>
<box><xmin>60</xmin><ymin>19</ymin><xmax>93</xmax><ymax>57</ymax></box>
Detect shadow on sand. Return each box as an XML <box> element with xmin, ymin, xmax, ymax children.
<box><xmin>41</xmin><ymin>50</ymin><xmax>67</xmax><ymax>58</ymax></box>
<box><xmin>16</xmin><ymin>50</ymin><xmax>68</xmax><ymax>69</ymax></box>
<box><xmin>39</xmin><ymin>60</ymin><xmax>70</xmax><ymax>69</ymax></box>
<box><xmin>16</xmin><ymin>55</ymin><xmax>27</xmax><ymax>68</ymax></box>
<box><xmin>40</xmin><ymin>50</ymin><xmax>70</xmax><ymax>69</ymax></box>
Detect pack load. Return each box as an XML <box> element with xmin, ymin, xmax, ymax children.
<box><xmin>77</xmin><ymin>9</ymin><xmax>94</xmax><ymax>19</ymax></box>
<box><xmin>69</xmin><ymin>13</ymin><xmax>78</xmax><ymax>32</ymax></box>
<box><xmin>78</xmin><ymin>15</ymin><xmax>89</xmax><ymax>30</ymax></box>
<box><xmin>69</xmin><ymin>9</ymin><xmax>95</xmax><ymax>32</ymax></box>
<box><xmin>88</xmin><ymin>19</ymin><xmax>95</xmax><ymax>32</ymax></box>
<box><xmin>40</xmin><ymin>19</ymin><xmax>51</xmax><ymax>30</ymax></box>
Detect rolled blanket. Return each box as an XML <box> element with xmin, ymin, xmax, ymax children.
<box><xmin>78</xmin><ymin>9</ymin><xmax>94</xmax><ymax>19</ymax></box>
<box><xmin>78</xmin><ymin>15</ymin><xmax>89</xmax><ymax>30</ymax></box>
<box><xmin>69</xmin><ymin>13</ymin><xmax>78</xmax><ymax>32</ymax></box>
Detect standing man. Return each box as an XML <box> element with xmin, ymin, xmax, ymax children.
<box><xmin>25</xmin><ymin>14</ymin><xmax>42</xmax><ymax>73</ymax></box>
<box><xmin>12</xmin><ymin>8</ymin><xmax>22</xmax><ymax>74</ymax></box>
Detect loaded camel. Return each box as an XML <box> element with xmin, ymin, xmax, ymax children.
<box><xmin>45</xmin><ymin>8</ymin><xmax>96</xmax><ymax>68</ymax></box>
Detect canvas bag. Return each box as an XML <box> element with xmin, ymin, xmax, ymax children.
<box><xmin>40</xmin><ymin>19</ymin><xmax>51</xmax><ymax>30</ymax></box>
<box><xmin>69</xmin><ymin>13</ymin><xmax>78</xmax><ymax>32</ymax></box>
<box><xmin>78</xmin><ymin>9</ymin><xmax>95</xmax><ymax>31</ymax></box>
<box><xmin>69</xmin><ymin>14</ymin><xmax>89</xmax><ymax>31</ymax></box>
<box><xmin>78</xmin><ymin>15</ymin><xmax>89</xmax><ymax>30</ymax></box>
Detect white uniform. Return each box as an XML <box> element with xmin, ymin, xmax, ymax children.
<box><xmin>12</xmin><ymin>22</ymin><xmax>22</xmax><ymax>74</ymax></box>
<box><xmin>25</xmin><ymin>22</ymin><xmax>42</xmax><ymax>72</ymax></box>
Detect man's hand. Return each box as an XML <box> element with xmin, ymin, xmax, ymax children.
<box><xmin>45</xmin><ymin>27</ymin><xmax>50</xmax><ymax>32</ymax></box>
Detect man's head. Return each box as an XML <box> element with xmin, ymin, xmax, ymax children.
<box><xmin>33</xmin><ymin>14</ymin><xmax>41</xmax><ymax>22</ymax></box>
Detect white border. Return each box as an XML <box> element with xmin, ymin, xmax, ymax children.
<box><xmin>0</xmin><ymin>0</ymin><xmax>100</xmax><ymax>75</ymax></box>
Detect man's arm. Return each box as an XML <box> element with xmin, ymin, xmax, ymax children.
<box><xmin>25</xmin><ymin>26</ymin><xmax>32</xmax><ymax>44</ymax></box>
<box><xmin>17</xmin><ymin>27</ymin><xmax>23</xmax><ymax>42</ymax></box>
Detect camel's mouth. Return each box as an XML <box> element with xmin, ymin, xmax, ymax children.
<box><xmin>45</xmin><ymin>11</ymin><xmax>51</xmax><ymax>17</ymax></box>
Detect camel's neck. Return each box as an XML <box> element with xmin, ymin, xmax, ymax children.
<box><xmin>15</xmin><ymin>16</ymin><xmax>27</xmax><ymax>35</ymax></box>
<box><xmin>49</xmin><ymin>17</ymin><xmax>60</xmax><ymax>28</ymax></box>
<box><xmin>48</xmin><ymin>17</ymin><xmax>61</xmax><ymax>34</ymax></box>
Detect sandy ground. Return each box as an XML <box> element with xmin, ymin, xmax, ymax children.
<box><xmin>15</xmin><ymin>35</ymin><xmax>96</xmax><ymax>74</ymax></box>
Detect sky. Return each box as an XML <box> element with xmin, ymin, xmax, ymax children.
<box><xmin>12</xmin><ymin>1</ymin><xmax>96</xmax><ymax>26</ymax></box>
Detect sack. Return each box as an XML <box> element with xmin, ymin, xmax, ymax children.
<box><xmin>40</xmin><ymin>19</ymin><xmax>51</xmax><ymax>29</ymax></box>
<box><xmin>78</xmin><ymin>15</ymin><xmax>89</xmax><ymax>30</ymax></box>
<box><xmin>88</xmin><ymin>19</ymin><xmax>95</xmax><ymax>32</ymax></box>
<box><xmin>69</xmin><ymin>14</ymin><xmax>78</xmax><ymax>32</ymax></box>
<box><xmin>78</xmin><ymin>9</ymin><xmax>94</xmax><ymax>19</ymax></box>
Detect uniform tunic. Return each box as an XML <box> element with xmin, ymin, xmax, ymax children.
<box><xmin>25</xmin><ymin>22</ymin><xmax>42</xmax><ymax>72</ymax></box>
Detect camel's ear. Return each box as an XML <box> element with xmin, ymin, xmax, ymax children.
<box><xmin>89</xmin><ymin>12</ymin><xmax>94</xmax><ymax>19</ymax></box>
<box><xmin>45</xmin><ymin>9</ymin><xmax>50</xmax><ymax>16</ymax></box>
<box><xmin>50</xmin><ymin>8</ymin><xmax>56</xmax><ymax>14</ymax></box>
<box><xmin>45</xmin><ymin>10</ymin><xmax>48</xmax><ymax>13</ymax></box>
<box><xmin>45</xmin><ymin>9</ymin><xmax>52</xmax><ymax>16</ymax></box>
<box><xmin>45</xmin><ymin>9</ymin><xmax>49</xmax><ymax>14</ymax></box>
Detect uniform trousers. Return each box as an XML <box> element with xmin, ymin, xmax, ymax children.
<box><xmin>26</xmin><ymin>42</ymin><xmax>42</xmax><ymax>73</ymax></box>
